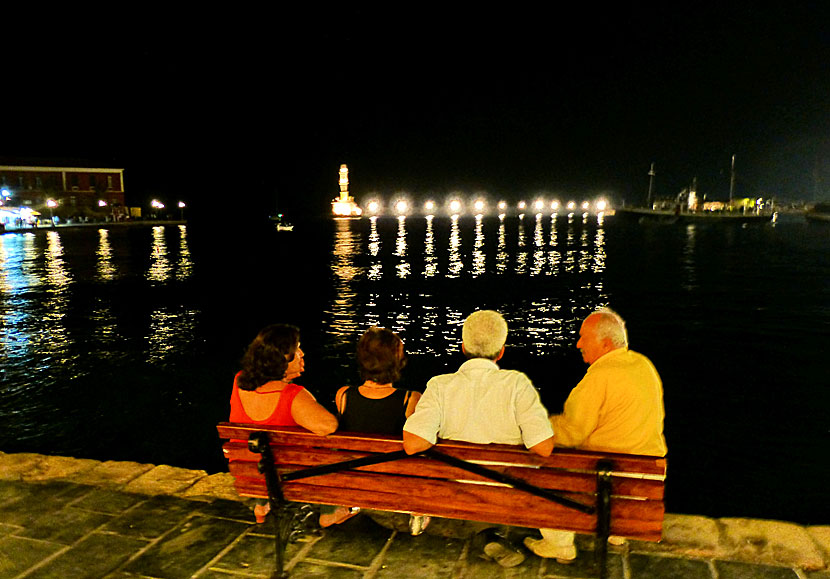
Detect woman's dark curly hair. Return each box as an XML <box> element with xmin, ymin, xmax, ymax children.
<box><xmin>357</xmin><ymin>327</ymin><xmax>406</xmax><ymax>384</ymax></box>
<box><xmin>237</xmin><ymin>324</ymin><xmax>300</xmax><ymax>391</ymax></box>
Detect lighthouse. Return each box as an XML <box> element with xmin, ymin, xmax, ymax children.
<box><xmin>331</xmin><ymin>164</ymin><xmax>362</xmax><ymax>217</ymax></box>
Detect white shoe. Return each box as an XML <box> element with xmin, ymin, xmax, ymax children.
<box><xmin>523</xmin><ymin>537</ymin><xmax>577</xmax><ymax>564</ymax></box>
<box><xmin>408</xmin><ymin>515</ymin><xmax>431</xmax><ymax>536</ymax></box>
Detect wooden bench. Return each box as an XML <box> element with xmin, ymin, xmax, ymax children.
<box><xmin>217</xmin><ymin>423</ymin><xmax>667</xmax><ymax>578</ymax></box>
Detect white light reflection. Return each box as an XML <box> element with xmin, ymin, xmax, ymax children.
<box><xmin>423</xmin><ymin>215</ymin><xmax>437</xmax><ymax>277</ymax></box>
<box><xmin>531</xmin><ymin>213</ymin><xmax>545</xmax><ymax>276</ymax></box>
<box><xmin>176</xmin><ymin>225</ymin><xmax>193</xmax><ymax>281</ymax></box>
<box><xmin>472</xmin><ymin>215</ymin><xmax>485</xmax><ymax>277</ymax></box>
<box><xmin>395</xmin><ymin>215</ymin><xmax>410</xmax><ymax>278</ymax></box>
<box><xmin>41</xmin><ymin>231</ymin><xmax>71</xmax><ymax>361</ymax></box>
<box><xmin>368</xmin><ymin>216</ymin><xmax>381</xmax><ymax>280</ymax></box>
<box><xmin>448</xmin><ymin>215</ymin><xmax>463</xmax><ymax>278</ymax></box>
<box><xmin>579</xmin><ymin>225</ymin><xmax>591</xmax><ymax>272</ymax></box>
<box><xmin>327</xmin><ymin>219</ymin><xmax>364</xmax><ymax>339</ymax></box>
<box><xmin>147</xmin><ymin>226</ymin><xmax>172</xmax><ymax>282</ymax></box>
<box><xmin>593</xmin><ymin>215</ymin><xmax>607</xmax><ymax>273</ymax></box>
<box><xmin>97</xmin><ymin>229</ymin><xmax>116</xmax><ymax>281</ymax></box>
<box><xmin>0</xmin><ymin>234</ymin><xmax>39</xmax><ymax>360</ymax></box>
<box><xmin>496</xmin><ymin>218</ymin><xmax>507</xmax><ymax>274</ymax></box>
<box><xmin>564</xmin><ymin>213</ymin><xmax>576</xmax><ymax>272</ymax></box>
<box><xmin>147</xmin><ymin>307</ymin><xmax>198</xmax><ymax>364</ymax></box>
<box><xmin>548</xmin><ymin>214</ymin><xmax>560</xmax><ymax>274</ymax></box>
<box><xmin>515</xmin><ymin>216</ymin><xmax>528</xmax><ymax>275</ymax></box>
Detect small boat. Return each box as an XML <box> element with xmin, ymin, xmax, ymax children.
<box><xmin>270</xmin><ymin>213</ymin><xmax>294</xmax><ymax>231</ymax></box>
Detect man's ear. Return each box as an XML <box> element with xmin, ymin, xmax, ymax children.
<box><xmin>495</xmin><ymin>345</ymin><xmax>505</xmax><ymax>361</ymax></box>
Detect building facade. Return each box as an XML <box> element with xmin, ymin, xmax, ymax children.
<box><xmin>0</xmin><ymin>165</ymin><xmax>126</xmax><ymax>219</ymax></box>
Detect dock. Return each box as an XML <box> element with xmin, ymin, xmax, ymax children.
<box><xmin>0</xmin><ymin>452</ymin><xmax>827</xmax><ymax>578</ymax></box>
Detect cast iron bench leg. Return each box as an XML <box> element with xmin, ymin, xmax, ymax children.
<box><xmin>595</xmin><ymin>459</ymin><xmax>613</xmax><ymax>579</ymax></box>
<box><xmin>249</xmin><ymin>432</ymin><xmax>293</xmax><ymax>579</ymax></box>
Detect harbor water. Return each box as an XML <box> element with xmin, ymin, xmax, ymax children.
<box><xmin>0</xmin><ymin>214</ymin><xmax>828</xmax><ymax>525</ymax></box>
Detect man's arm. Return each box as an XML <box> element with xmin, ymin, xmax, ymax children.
<box><xmin>402</xmin><ymin>430</ymin><xmax>434</xmax><ymax>454</ymax></box>
<box><xmin>550</xmin><ymin>374</ymin><xmax>602</xmax><ymax>448</ymax></box>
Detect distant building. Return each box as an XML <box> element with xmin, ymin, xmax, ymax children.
<box><xmin>0</xmin><ymin>165</ymin><xmax>126</xmax><ymax>219</ymax></box>
<box><xmin>331</xmin><ymin>164</ymin><xmax>362</xmax><ymax>217</ymax></box>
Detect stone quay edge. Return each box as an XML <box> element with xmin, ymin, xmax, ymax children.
<box><xmin>0</xmin><ymin>451</ymin><xmax>827</xmax><ymax>575</ymax></box>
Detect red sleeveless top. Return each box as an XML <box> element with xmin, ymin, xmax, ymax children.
<box><xmin>229</xmin><ymin>372</ymin><xmax>304</xmax><ymax>425</ymax></box>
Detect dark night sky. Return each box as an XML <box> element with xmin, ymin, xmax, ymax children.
<box><xmin>3</xmin><ymin>4</ymin><xmax>829</xmax><ymax>217</ymax></box>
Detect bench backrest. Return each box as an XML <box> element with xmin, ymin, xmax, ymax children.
<box><xmin>217</xmin><ymin>423</ymin><xmax>667</xmax><ymax>541</ymax></box>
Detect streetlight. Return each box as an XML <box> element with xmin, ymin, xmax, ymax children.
<box><xmin>46</xmin><ymin>199</ymin><xmax>58</xmax><ymax>226</ymax></box>
<box><xmin>178</xmin><ymin>201</ymin><xmax>186</xmax><ymax>220</ymax></box>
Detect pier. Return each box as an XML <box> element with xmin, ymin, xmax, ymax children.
<box><xmin>0</xmin><ymin>452</ymin><xmax>827</xmax><ymax>578</ymax></box>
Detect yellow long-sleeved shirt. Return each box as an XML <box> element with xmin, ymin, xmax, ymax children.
<box><xmin>550</xmin><ymin>348</ymin><xmax>667</xmax><ymax>457</ymax></box>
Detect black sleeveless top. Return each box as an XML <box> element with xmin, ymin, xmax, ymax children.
<box><xmin>338</xmin><ymin>386</ymin><xmax>411</xmax><ymax>434</ymax></box>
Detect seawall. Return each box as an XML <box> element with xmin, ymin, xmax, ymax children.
<box><xmin>1</xmin><ymin>451</ymin><xmax>828</xmax><ymax>573</ymax></box>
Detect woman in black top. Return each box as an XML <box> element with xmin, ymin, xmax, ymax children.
<box><xmin>319</xmin><ymin>327</ymin><xmax>422</xmax><ymax>529</ymax></box>
<box><xmin>336</xmin><ymin>327</ymin><xmax>420</xmax><ymax>432</ymax></box>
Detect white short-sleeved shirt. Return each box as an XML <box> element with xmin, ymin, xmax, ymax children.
<box><xmin>403</xmin><ymin>358</ymin><xmax>553</xmax><ymax>449</ymax></box>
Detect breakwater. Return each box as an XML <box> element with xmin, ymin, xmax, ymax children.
<box><xmin>1</xmin><ymin>451</ymin><xmax>828</xmax><ymax>575</ymax></box>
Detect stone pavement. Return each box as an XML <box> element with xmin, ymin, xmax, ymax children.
<box><xmin>0</xmin><ymin>452</ymin><xmax>828</xmax><ymax>579</ymax></box>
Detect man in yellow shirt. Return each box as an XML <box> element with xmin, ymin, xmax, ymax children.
<box><xmin>524</xmin><ymin>307</ymin><xmax>667</xmax><ymax>563</ymax></box>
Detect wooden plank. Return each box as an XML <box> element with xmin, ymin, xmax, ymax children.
<box><xmin>228</xmin><ymin>468</ymin><xmax>662</xmax><ymax>523</ymax></box>
<box><xmin>231</xmin><ymin>480</ymin><xmax>664</xmax><ymax>541</ymax></box>
<box><xmin>226</xmin><ymin>457</ymin><xmax>664</xmax><ymax>500</ymax></box>
<box><xmin>217</xmin><ymin>424</ymin><xmax>667</xmax><ymax>477</ymax></box>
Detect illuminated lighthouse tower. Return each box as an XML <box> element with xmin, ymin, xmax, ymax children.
<box><xmin>331</xmin><ymin>164</ymin><xmax>362</xmax><ymax>217</ymax></box>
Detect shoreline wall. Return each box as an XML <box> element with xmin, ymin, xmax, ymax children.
<box><xmin>1</xmin><ymin>451</ymin><xmax>828</xmax><ymax>571</ymax></box>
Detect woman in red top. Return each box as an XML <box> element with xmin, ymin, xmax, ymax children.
<box><xmin>231</xmin><ymin>324</ymin><xmax>338</xmax><ymax>522</ymax></box>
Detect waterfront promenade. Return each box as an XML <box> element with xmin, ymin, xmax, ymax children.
<box><xmin>0</xmin><ymin>452</ymin><xmax>828</xmax><ymax>578</ymax></box>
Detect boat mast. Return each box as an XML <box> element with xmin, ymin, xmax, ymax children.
<box><xmin>729</xmin><ymin>154</ymin><xmax>736</xmax><ymax>203</ymax></box>
<box><xmin>646</xmin><ymin>162</ymin><xmax>656</xmax><ymax>208</ymax></box>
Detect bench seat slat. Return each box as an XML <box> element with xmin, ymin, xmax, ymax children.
<box><xmin>227</xmin><ymin>457</ymin><xmax>665</xmax><ymax>500</ymax></box>
<box><xmin>229</xmin><ymin>478</ymin><xmax>663</xmax><ymax>541</ymax></box>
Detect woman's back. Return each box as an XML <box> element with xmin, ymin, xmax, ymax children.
<box><xmin>338</xmin><ymin>387</ymin><xmax>411</xmax><ymax>434</ymax></box>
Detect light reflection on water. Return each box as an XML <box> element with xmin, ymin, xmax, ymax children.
<box><xmin>0</xmin><ymin>225</ymin><xmax>195</xmax><ymax>371</ymax></box>
<box><xmin>322</xmin><ymin>214</ymin><xmax>609</xmax><ymax>359</ymax></box>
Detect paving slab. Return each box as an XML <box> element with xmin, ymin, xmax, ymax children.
<box><xmin>21</xmin><ymin>532</ymin><xmax>149</xmax><ymax>579</ymax></box>
<box><xmin>307</xmin><ymin>514</ymin><xmax>392</xmax><ymax>567</ymax></box>
<box><xmin>715</xmin><ymin>559</ymin><xmax>800</xmax><ymax>578</ymax></box>
<box><xmin>375</xmin><ymin>532</ymin><xmax>465</xmax><ymax>578</ymax></box>
<box><xmin>101</xmin><ymin>495</ymin><xmax>193</xmax><ymax>539</ymax></box>
<box><xmin>0</xmin><ymin>535</ymin><xmax>65</xmax><ymax>579</ymax></box>
<box><xmin>123</xmin><ymin>464</ymin><xmax>208</xmax><ymax>496</ymax></box>
<box><xmin>628</xmin><ymin>553</ymin><xmax>714</xmax><ymax>578</ymax></box>
<box><xmin>122</xmin><ymin>515</ymin><xmax>249</xmax><ymax>579</ymax></box>
<box><xmin>720</xmin><ymin>518</ymin><xmax>826</xmax><ymax>570</ymax></box>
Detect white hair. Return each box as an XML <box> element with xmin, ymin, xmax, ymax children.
<box><xmin>589</xmin><ymin>307</ymin><xmax>628</xmax><ymax>348</ymax></box>
<box><xmin>462</xmin><ymin>310</ymin><xmax>508</xmax><ymax>359</ymax></box>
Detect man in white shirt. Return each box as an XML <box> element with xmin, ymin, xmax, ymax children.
<box><xmin>402</xmin><ymin>310</ymin><xmax>554</xmax><ymax>568</ymax></box>
<box><xmin>403</xmin><ymin>309</ymin><xmax>554</xmax><ymax>455</ymax></box>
